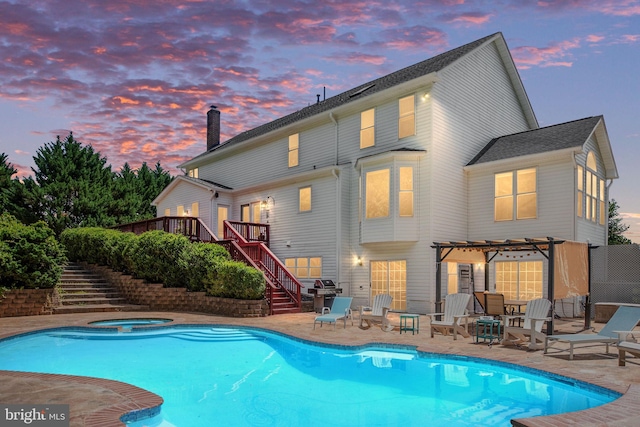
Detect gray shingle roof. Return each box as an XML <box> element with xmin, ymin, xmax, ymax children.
<box><xmin>467</xmin><ymin>116</ymin><xmax>603</xmax><ymax>165</ymax></box>
<box><xmin>191</xmin><ymin>32</ymin><xmax>501</xmax><ymax>161</ymax></box>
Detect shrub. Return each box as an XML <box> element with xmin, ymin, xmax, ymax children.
<box><xmin>204</xmin><ymin>260</ymin><xmax>266</xmax><ymax>300</ymax></box>
<box><xmin>0</xmin><ymin>213</ymin><xmax>67</xmax><ymax>289</ymax></box>
<box><xmin>180</xmin><ymin>242</ymin><xmax>231</xmax><ymax>292</ymax></box>
<box><xmin>131</xmin><ymin>230</ymin><xmax>191</xmax><ymax>287</ymax></box>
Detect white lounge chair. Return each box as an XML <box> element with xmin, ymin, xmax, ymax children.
<box><xmin>313</xmin><ymin>296</ymin><xmax>353</xmax><ymax>329</ymax></box>
<box><xmin>544</xmin><ymin>305</ymin><xmax>640</xmax><ymax>360</ymax></box>
<box><xmin>359</xmin><ymin>294</ymin><xmax>393</xmax><ymax>331</ymax></box>
<box><xmin>618</xmin><ymin>334</ymin><xmax>640</xmax><ymax>367</ymax></box>
<box><xmin>428</xmin><ymin>293</ymin><xmax>471</xmax><ymax>340</ymax></box>
<box><xmin>502</xmin><ymin>298</ymin><xmax>551</xmax><ymax>350</ymax></box>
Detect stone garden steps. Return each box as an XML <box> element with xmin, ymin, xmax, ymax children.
<box><xmin>53</xmin><ymin>263</ymin><xmax>148</xmax><ymax>314</ymax></box>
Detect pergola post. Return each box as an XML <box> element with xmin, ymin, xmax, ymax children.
<box><xmin>547</xmin><ymin>238</ymin><xmax>555</xmax><ymax>335</ymax></box>
<box><xmin>435</xmin><ymin>243</ymin><xmax>442</xmax><ymax>313</ymax></box>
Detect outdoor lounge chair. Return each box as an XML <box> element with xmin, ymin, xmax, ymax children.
<box><xmin>313</xmin><ymin>296</ymin><xmax>353</xmax><ymax>329</ymax></box>
<box><xmin>427</xmin><ymin>293</ymin><xmax>471</xmax><ymax>340</ymax></box>
<box><xmin>544</xmin><ymin>305</ymin><xmax>640</xmax><ymax>360</ymax></box>
<box><xmin>502</xmin><ymin>298</ymin><xmax>551</xmax><ymax>350</ymax></box>
<box><xmin>618</xmin><ymin>333</ymin><xmax>640</xmax><ymax>366</ymax></box>
<box><xmin>359</xmin><ymin>293</ymin><xmax>393</xmax><ymax>331</ymax></box>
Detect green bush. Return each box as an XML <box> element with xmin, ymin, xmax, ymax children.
<box><xmin>180</xmin><ymin>242</ymin><xmax>231</xmax><ymax>292</ymax></box>
<box><xmin>0</xmin><ymin>213</ymin><xmax>67</xmax><ymax>289</ymax></box>
<box><xmin>130</xmin><ymin>230</ymin><xmax>191</xmax><ymax>287</ymax></box>
<box><xmin>205</xmin><ymin>259</ymin><xmax>266</xmax><ymax>300</ymax></box>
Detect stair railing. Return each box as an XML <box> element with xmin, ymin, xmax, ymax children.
<box><xmin>223</xmin><ymin>221</ymin><xmax>302</xmax><ymax>311</ymax></box>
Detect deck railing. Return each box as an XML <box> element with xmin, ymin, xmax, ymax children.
<box><xmin>224</xmin><ymin>221</ymin><xmax>270</xmax><ymax>246</ymax></box>
<box><xmin>113</xmin><ymin>217</ymin><xmax>217</xmax><ymax>243</ymax></box>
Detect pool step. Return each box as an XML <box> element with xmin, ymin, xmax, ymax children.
<box><xmin>54</xmin><ymin>263</ymin><xmax>149</xmax><ymax>314</ymax></box>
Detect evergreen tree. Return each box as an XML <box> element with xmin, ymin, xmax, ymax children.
<box><xmin>24</xmin><ymin>133</ymin><xmax>116</xmax><ymax>235</ymax></box>
<box><xmin>608</xmin><ymin>199</ymin><xmax>632</xmax><ymax>245</ymax></box>
<box><xmin>0</xmin><ymin>153</ymin><xmax>17</xmax><ymax>213</ymax></box>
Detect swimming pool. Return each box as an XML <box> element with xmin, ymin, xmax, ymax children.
<box><xmin>0</xmin><ymin>326</ymin><xmax>619</xmax><ymax>426</ymax></box>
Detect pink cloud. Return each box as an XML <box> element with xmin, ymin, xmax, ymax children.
<box><xmin>323</xmin><ymin>52</ymin><xmax>387</xmax><ymax>66</ymax></box>
<box><xmin>439</xmin><ymin>11</ymin><xmax>494</xmax><ymax>26</ymax></box>
<box><xmin>537</xmin><ymin>0</ymin><xmax>640</xmax><ymax>16</ymax></box>
<box><xmin>511</xmin><ymin>38</ymin><xmax>581</xmax><ymax>69</ymax></box>
<box><xmin>371</xmin><ymin>26</ymin><xmax>448</xmax><ymax>51</ymax></box>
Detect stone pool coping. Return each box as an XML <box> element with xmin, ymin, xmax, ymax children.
<box><xmin>1</xmin><ymin>311</ymin><xmax>639</xmax><ymax>426</ymax></box>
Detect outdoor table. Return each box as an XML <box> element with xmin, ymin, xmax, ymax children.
<box><xmin>475</xmin><ymin>318</ymin><xmax>501</xmax><ymax>345</ymax></box>
<box><xmin>400</xmin><ymin>314</ymin><xmax>420</xmax><ymax>335</ymax></box>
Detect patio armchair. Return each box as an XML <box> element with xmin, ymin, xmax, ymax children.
<box><xmin>617</xmin><ymin>330</ymin><xmax>640</xmax><ymax>366</ymax></box>
<box><xmin>502</xmin><ymin>298</ymin><xmax>551</xmax><ymax>350</ymax></box>
<box><xmin>427</xmin><ymin>293</ymin><xmax>471</xmax><ymax>340</ymax></box>
<box><xmin>359</xmin><ymin>293</ymin><xmax>393</xmax><ymax>332</ymax></box>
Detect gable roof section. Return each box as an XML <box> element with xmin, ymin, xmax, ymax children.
<box><xmin>182</xmin><ymin>32</ymin><xmax>535</xmax><ymax>168</ymax></box>
<box><xmin>152</xmin><ymin>175</ymin><xmax>232</xmax><ymax>206</ymax></box>
<box><xmin>466</xmin><ymin>116</ymin><xmax>618</xmax><ymax>179</ymax></box>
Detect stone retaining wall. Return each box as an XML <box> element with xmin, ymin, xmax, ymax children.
<box><xmin>0</xmin><ymin>289</ymin><xmax>54</xmax><ymax>318</ymax></box>
<box><xmin>84</xmin><ymin>263</ymin><xmax>269</xmax><ymax>318</ymax></box>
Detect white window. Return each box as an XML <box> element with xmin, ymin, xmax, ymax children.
<box><xmin>188</xmin><ymin>168</ymin><xmax>199</xmax><ymax>178</ymax></box>
<box><xmin>285</xmin><ymin>257</ymin><xmax>322</xmax><ymax>278</ymax></box>
<box><xmin>360</xmin><ymin>108</ymin><xmax>375</xmax><ymax>149</ymax></box>
<box><xmin>581</xmin><ymin>152</ymin><xmax>604</xmax><ymax>224</ymax></box>
<box><xmin>370</xmin><ymin>260</ymin><xmax>406</xmax><ymax>311</ymax></box>
<box><xmin>496</xmin><ymin>261</ymin><xmax>543</xmax><ymax>301</ymax></box>
<box><xmin>164</xmin><ymin>208</ymin><xmax>170</xmax><ymax>216</ymax></box>
<box><xmin>398</xmin><ymin>95</ymin><xmax>415</xmax><ymax>139</ymax></box>
<box><xmin>577</xmin><ymin>165</ymin><xmax>584</xmax><ymax>218</ymax></box>
<box><xmin>217</xmin><ymin>206</ymin><xmax>228</xmax><ymax>237</ymax></box>
<box><xmin>190</xmin><ymin>202</ymin><xmax>199</xmax><ymax>217</ymax></box>
<box><xmin>177</xmin><ymin>205</ymin><xmax>185</xmax><ymax>216</ymax></box>
<box><xmin>447</xmin><ymin>262</ymin><xmax>458</xmax><ymax>295</ymax></box>
<box><xmin>494</xmin><ymin>168</ymin><xmax>537</xmax><ymax>221</ymax></box>
<box><xmin>365</xmin><ymin>169</ymin><xmax>389</xmax><ymax>219</ymax></box>
<box><xmin>299</xmin><ymin>186</ymin><xmax>311</xmax><ymax>212</ymax></box>
<box><xmin>288</xmin><ymin>134</ymin><xmax>299</xmax><ymax>167</ymax></box>
<box><xmin>399</xmin><ymin>167</ymin><xmax>414</xmax><ymax>217</ymax></box>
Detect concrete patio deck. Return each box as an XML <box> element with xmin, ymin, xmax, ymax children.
<box><xmin>1</xmin><ymin>311</ymin><xmax>639</xmax><ymax>426</ymax></box>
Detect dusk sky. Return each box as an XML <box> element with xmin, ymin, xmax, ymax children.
<box><xmin>1</xmin><ymin>0</ymin><xmax>639</xmax><ymax>242</ymax></box>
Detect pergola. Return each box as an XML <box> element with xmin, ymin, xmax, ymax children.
<box><xmin>431</xmin><ymin>237</ymin><xmax>590</xmax><ymax>335</ymax></box>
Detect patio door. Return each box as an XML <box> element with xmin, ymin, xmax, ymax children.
<box><xmin>217</xmin><ymin>205</ymin><xmax>228</xmax><ymax>238</ymax></box>
<box><xmin>370</xmin><ymin>260</ymin><xmax>406</xmax><ymax>311</ymax></box>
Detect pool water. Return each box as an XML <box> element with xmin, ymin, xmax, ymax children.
<box><xmin>0</xmin><ymin>326</ymin><xmax>619</xmax><ymax>427</ymax></box>
<box><xmin>89</xmin><ymin>318</ymin><xmax>172</xmax><ymax>328</ymax></box>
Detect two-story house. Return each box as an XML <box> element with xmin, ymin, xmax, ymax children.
<box><xmin>153</xmin><ymin>32</ymin><xmax>617</xmax><ymax>314</ymax></box>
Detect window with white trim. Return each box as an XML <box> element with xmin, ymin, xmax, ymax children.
<box><xmin>188</xmin><ymin>168</ymin><xmax>198</xmax><ymax>178</ymax></box>
<box><xmin>399</xmin><ymin>166</ymin><xmax>414</xmax><ymax>217</ymax></box>
<box><xmin>398</xmin><ymin>95</ymin><xmax>415</xmax><ymax>139</ymax></box>
<box><xmin>288</xmin><ymin>134</ymin><xmax>299</xmax><ymax>167</ymax></box>
<box><xmin>495</xmin><ymin>168</ymin><xmax>537</xmax><ymax>221</ymax></box>
<box><xmin>365</xmin><ymin>169</ymin><xmax>390</xmax><ymax>218</ymax></box>
<box><xmin>579</xmin><ymin>152</ymin><xmax>605</xmax><ymax>224</ymax></box>
<box><xmin>285</xmin><ymin>257</ymin><xmax>322</xmax><ymax>278</ymax></box>
<box><xmin>299</xmin><ymin>186</ymin><xmax>311</xmax><ymax>212</ymax></box>
<box><xmin>496</xmin><ymin>261</ymin><xmax>542</xmax><ymax>301</ymax></box>
<box><xmin>360</xmin><ymin>108</ymin><xmax>375</xmax><ymax>149</ymax></box>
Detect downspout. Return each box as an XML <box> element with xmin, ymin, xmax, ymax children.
<box><xmin>330</xmin><ymin>112</ymin><xmax>338</xmax><ymax>165</ymax></box>
<box><xmin>572</xmin><ymin>153</ymin><xmax>578</xmax><ymax>240</ymax></box>
<box><xmin>332</xmin><ymin>168</ymin><xmax>341</xmax><ymax>293</ymax></box>
<box><xmin>329</xmin><ymin>112</ymin><xmax>341</xmax><ymax>291</ymax></box>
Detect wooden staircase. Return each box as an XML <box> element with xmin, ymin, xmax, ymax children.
<box><xmin>53</xmin><ymin>263</ymin><xmax>148</xmax><ymax>314</ymax></box>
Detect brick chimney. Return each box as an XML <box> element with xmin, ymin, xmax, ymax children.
<box><xmin>207</xmin><ymin>105</ymin><xmax>220</xmax><ymax>150</ymax></box>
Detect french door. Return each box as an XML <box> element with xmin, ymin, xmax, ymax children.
<box><xmin>370</xmin><ymin>260</ymin><xmax>406</xmax><ymax>311</ymax></box>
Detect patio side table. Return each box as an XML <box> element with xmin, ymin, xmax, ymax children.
<box><xmin>475</xmin><ymin>318</ymin><xmax>501</xmax><ymax>345</ymax></box>
<box><xmin>400</xmin><ymin>314</ymin><xmax>420</xmax><ymax>335</ymax></box>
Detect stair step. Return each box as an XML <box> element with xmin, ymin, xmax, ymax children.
<box><xmin>61</xmin><ymin>297</ymin><xmax>128</xmax><ymax>305</ymax></box>
<box><xmin>53</xmin><ymin>304</ymin><xmax>149</xmax><ymax>314</ymax></box>
<box><xmin>59</xmin><ymin>291</ymin><xmax>123</xmax><ymax>299</ymax></box>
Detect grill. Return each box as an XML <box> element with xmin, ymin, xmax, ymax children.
<box><xmin>308</xmin><ymin>279</ymin><xmax>343</xmax><ymax>313</ymax></box>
